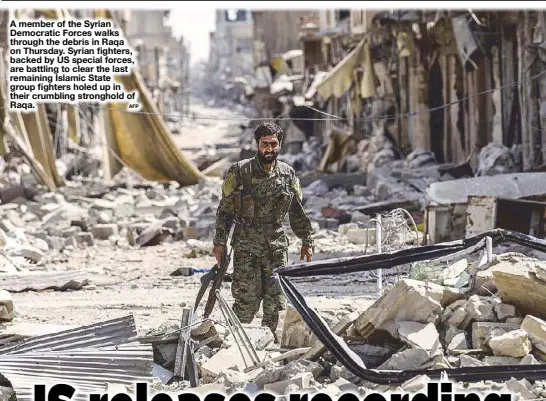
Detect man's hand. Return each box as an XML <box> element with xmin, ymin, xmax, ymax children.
<box><xmin>300</xmin><ymin>244</ymin><xmax>313</xmax><ymax>262</ymax></box>
<box><xmin>213</xmin><ymin>244</ymin><xmax>226</xmax><ymax>264</ymax></box>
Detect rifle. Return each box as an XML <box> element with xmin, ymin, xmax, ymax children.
<box><xmin>194</xmin><ymin>240</ymin><xmax>233</xmax><ymax>318</ymax></box>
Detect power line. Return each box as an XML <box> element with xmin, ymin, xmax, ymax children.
<box><xmin>3</xmin><ymin>68</ymin><xmax>546</xmax><ymax>125</ymax></box>
<box><xmin>56</xmin><ymin>68</ymin><xmax>546</xmax><ymax>123</ymax></box>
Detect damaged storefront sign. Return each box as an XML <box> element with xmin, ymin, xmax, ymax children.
<box><xmin>427</xmin><ymin>195</ymin><xmax>546</xmax><ymax>244</ymax></box>
<box><xmin>425</xmin><ymin>173</ymin><xmax>546</xmax><ymax>243</ymax></box>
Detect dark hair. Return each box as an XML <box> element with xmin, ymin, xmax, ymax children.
<box><xmin>253</xmin><ymin>122</ymin><xmax>284</xmax><ymax>145</ymax></box>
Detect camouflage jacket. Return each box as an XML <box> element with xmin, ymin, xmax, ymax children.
<box><xmin>213</xmin><ymin>155</ymin><xmax>314</xmax><ymax>256</ymax></box>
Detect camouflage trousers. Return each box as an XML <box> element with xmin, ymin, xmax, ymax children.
<box><xmin>231</xmin><ymin>248</ymin><xmax>287</xmax><ymax>337</ymax></box>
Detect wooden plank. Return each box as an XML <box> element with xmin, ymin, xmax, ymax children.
<box><xmin>173</xmin><ymin>308</ymin><xmax>199</xmax><ymax>386</ymax></box>
<box><xmin>174</xmin><ymin>308</ymin><xmax>191</xmax><ymax>378</ymax></box>
<box><xmin>184</xmin><ymin>309</ymin><xmax>199</xmax><ymax>387</ymax></box>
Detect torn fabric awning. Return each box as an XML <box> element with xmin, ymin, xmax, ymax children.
<box><xmin>315</xmin><ymin>39</ymin><xmax>366</xmax><ymax>100</ymax></box>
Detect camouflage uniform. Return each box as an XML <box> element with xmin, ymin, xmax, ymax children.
<box><xmin>213</xmin><ymin>155</ymin><xmax>314</xmax><ymax>335</ymax></box>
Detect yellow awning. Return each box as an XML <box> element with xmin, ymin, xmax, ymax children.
<box><xmin>315</xmin><ymin>38</ymin><xmax>377</xmax><ymax>101</ymax></box>
<box><xmin>95</xmin><ymin>10</ymin><xmax>204</xmax><ymax>185</ymax></box>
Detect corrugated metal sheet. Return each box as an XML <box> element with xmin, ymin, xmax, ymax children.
<box><xmin>0</xmin><ymin>315</ymin><xmax>137</xmax><ymax>354</ymax></box>
<box><xmin>0</xmin><ymin>270</ymin><xmax>89</xmax><ymax>293</ymax></box>
<box><xmin>0</xmin><ymin>342</ymin><xmax>153</xmax><ymax>401</ymax></box>
<box><xmin>0</xmin><ymin>316</ymin><xmax>154</xmax><ymax>401</ymax></box>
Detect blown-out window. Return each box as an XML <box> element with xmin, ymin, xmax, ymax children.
<box><xmin>225</xmin><ymin>10</ymin><xmax>247</xmax><ymax>22</ymax></box>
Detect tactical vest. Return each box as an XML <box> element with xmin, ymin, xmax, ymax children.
<box><xmin>232</xmin><ymin>158</ymin><xmax>294</xmax><ymax>227</ymax></box>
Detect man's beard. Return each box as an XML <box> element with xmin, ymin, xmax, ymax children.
<box><xmin>257</xmin><ymin>150</ymin><xmax>279</xmax><ymax>164</ymax></box>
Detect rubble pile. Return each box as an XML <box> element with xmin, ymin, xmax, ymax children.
<box><xmin>279</xmin><ymin>137</ymin><xmax>323</xmax><ymax>173</ymax></box>
<box><xmin>476</xmin><ymin>143</ymin><xmax>520</xmax><ymax>177</ymax></box>
<box><xmin>0</xmin><ymin>172</ymin><xmax>225</xmax><ymax>265</ymax></box>
<box><xmin>136</xmin><ymin>250</ymin><xmax>546</xmax><ymax>398</ymax></box>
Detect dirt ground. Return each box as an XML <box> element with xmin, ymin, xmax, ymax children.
<box><xmin>10</xmin><ymin>241</ymin><xmax>377</xmax><ymax>335</ymax></box>
<box><xmin>7</xmin><ymin>100</ymin><xmax>378</xmax><ymax>336</ymax></box>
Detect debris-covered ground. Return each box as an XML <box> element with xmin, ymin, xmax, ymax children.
<box><xmin>1</xmin><ymin>98</ymin><xmax>546</xmax><ymax>400</ymax></box>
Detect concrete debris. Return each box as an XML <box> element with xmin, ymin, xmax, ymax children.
<box><xmin>472</xmin><ymin>322</ymin><xmax>521</xmax><ymax>349</ymax></box>
<box><xmin>492</xmin><ymin>256</ymin><xmax>546</xmax><ymax>319</ymax></box>
<box><xmin>521</xmin><ymin>316</ymin><xmax>546</xmax><ymax>355</ymax></box>
<box><xmin>447</xmin><ymin>332</ymin><xmax>468</xmax><ymax>351</ymax></box>
<box><xmin>281</xmin><ymin>304</ymin><xmax>317</xmax><ymax>348</ymax></box>
<box><xmin>0</xmin><ymin>290</ymin><xmax>13</xmax><ymax>322</ymax></box>
<box><xmin>488</xmin><ymin>329</ymin><xmax>532</xmax><ymax>357</ymax></box>
<box><xmin>354</xmin><ymin>278</ymin><xmax>463</xmax><ymax>340</ymax></box>
<box><xmin>397</xmin><ymin>321</ymin><xmax>441</xmax><ymax>352</ymax></box>
<box><xmin>4</xmin><ymin>74</ymin><xmax>546</xmax><ymax>398</ymax></box>
<box><xmin>477</xmin><ymin>143</ymin><xmax>518</xmax><ymax>177</ymax></box>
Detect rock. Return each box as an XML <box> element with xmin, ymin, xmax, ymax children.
<box><xmin>521</xmin><ymin>315</ymin><xmax>546</xmax><ymax>354</ymax></box>
<box><xmin>397</xmin><ymin>322</ymin><xmax>441</xmax><ymax>352</ymax></box>
<box><xmin>354</xmin><ymin>279</ymin><xmax>463</xmax><ymax>340</ymax></box>
<box><xmin>521</xmin><ymin>354</ymin><xmax>540</xmax><ymax>365</ymax></box>
<box><xmin>459</xmin><ymin>355</ymin><xmax>486</xmax><ymax>367</ymax></box>
<box><xmin>6</xmin><ymin>245</ymin><xmax>44</xmax><ymax>263</ymax></box>
<box><xmin>447</xmin><ymin>332</ymin><xmax>468</xmax><ymax>351</ymax></box>
<box><xmin>472</xmin><ymin>322</ymin><xmax>521</xmax><ymax>349</ymax></box>
<box><xmin>346</xmin><ymin>228</ymin><xmax>376</xmax><ymax>246</ymax></box>
<box><xmin>200</xmin><ymin>347</ymin><xmax>266</xmax><ymax>383</ymax></box>
<box><xmin>338</xmin><ymin>223</ymin><xmax>357</xmax><ymax>235</ymax></box>
<box><xmin>464</xmin><ymin>295</ymin><xmax>496</xmax><ymax>326</ymax></box>
<box><xmin>349</xmin><ymin>344</ymin><xmax>393</xmax><ymax>368</ymax></box>
<box><xmin>62</xmin><ymin>227</ymin><xmax>81</xmax><ymax>237</ymax></box>
<box><xmin>484</xmin><ymin>356</ymin><xmax>523</xmax><ymax>365</ymax></box>
<box><xmin>155</xmin><ymin>343</ymin><xmax>177</xmax><ymax>366</ymax></box>
<box><xmin>190</xmin><ymin>383</ymin><xmax>228</xmax><ymax>396</ymax></box>
<box><xmin>377</xmin><ymin>349</ymin><xmax>431</xmax><ymax>370</ymax></box>
<box><xmin>330</xmin><ymin>365</ymin><xmax>356</xmax><ymax>382</ymax></box>
<box><xmin>494</xmin><ymin>302</ymin><xmax>518</xmax><ymax>321</ymax></box>
<box><xmin>492</xmin><ymin>255</ymin><xmax>546</xmax><ymax>320</ymax></box>
<box><xmin>243</xmin><ymin>325</ymin><xmax>274</xmax><ymax>351</ymax></box>
<box><xmin>136</xmin><ymin>220</ymin><xmax>174</xmax><ymax>247</ymax></box>
<box><xmin>170</xmin><ymin>267</ymin><xmax>194</xmax><ymax>277</ymax></box>
<box><xmin>442</xmin><ymin>300</ymin><xmax>467</xmax><ymax>328</ymax></box>
<box><xmin>263</xmin><ymin>372</ymin><xmax>314</xmax><ymax>395</ymax></box>
<box><xmin>440</xmin><ymin>259</ymin><xmax>469</xmax><ymax>286</ymax></box>
<box><xmin>506</xmin><ymin>378</ymin><xmax>536</xmax><ymax>400</ymax></box>
<box><xmin>0</xmin><ymin>387</ymin><xmax>14</xmax><ymax>401</ymax></box>
<box><xmin>488</xmin><ymin>329</ymin><xmax>532</xmax><ymax>357</ymax></box>
<box><xmin>91</xmin><ymin>199</ymin><xmax>118</xmax><ymax>211</ymax></box>
<box><xmin>401</xmin><ymin>375</ymin><xmax>430</xmax><ymax>392</ymax></box>
<box><xmin>0</xmin><ymin>290</ymin><xmax>14</xmax><ymax>322</ymax></box>
<box><xmin>281</xmin><ymin>304</ymin><xmax>316</xmax><ymax>348</ymax></box>
<box><xmin>507</xmin><ymin>317</ymin><xmax>524</xmax><ymax>325</ymax></box>
<box><xmin>444</xmin><ymin>326</ymin><xmax>464</xmax><ymax>345</ymax></box>
<box><xmin>91</xmin><ymin>224</ymin><xmax>119</xmax><ymax>240</ymax></box>
<box><xmin>162</xmin><ymin>217</ymin><xmax>180</xmax><ymax>232</ymax></box>
<box><xmin>333</xmin><ymin>378</ymin><xmax>358</xmax><ymax>393</ymax></box>
<box><xmin>74</xmin><ymin>232</ymin><xmax>94</xmax><ymax>246</ymax></box>
<box><xmin>215</xmin><ymin>369</ymin><xmax>254</xmax><ymax>388</ymax></box>
<box><xmin>32</xmin><ymin>238</ymin><xmax>49</xmax><ymax>252</ymax></box>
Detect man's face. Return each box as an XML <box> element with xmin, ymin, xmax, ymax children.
<box><xmin>257</xmin><ymin>135</ymin><xmax>280</xmax><ymax>164</ymax></box>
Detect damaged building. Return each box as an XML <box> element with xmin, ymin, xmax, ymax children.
<box><xmin>249</xmin><ymin>10</ymin><xmax>546</xmax><ymax>177</ymax></box>
<box><xmin>3</xmin><ymin>6</ymin><xmax>546</xmax><ymax>400</ymax></box>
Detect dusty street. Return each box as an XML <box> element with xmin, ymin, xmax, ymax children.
<box><xmin>6</xmin><ymin>99</ymin><xmax>376</xmax><ymax>336</ymax></box>
<box><xmin>10</xmin><ymin>241</ymin><xmax>376</xmax><ymax>334</ymax></box>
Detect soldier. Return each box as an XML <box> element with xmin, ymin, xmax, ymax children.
<box><xmin>212</xmin><ymin>122</ymin><xmax>314</xmax><ymax>341</ymax></box>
